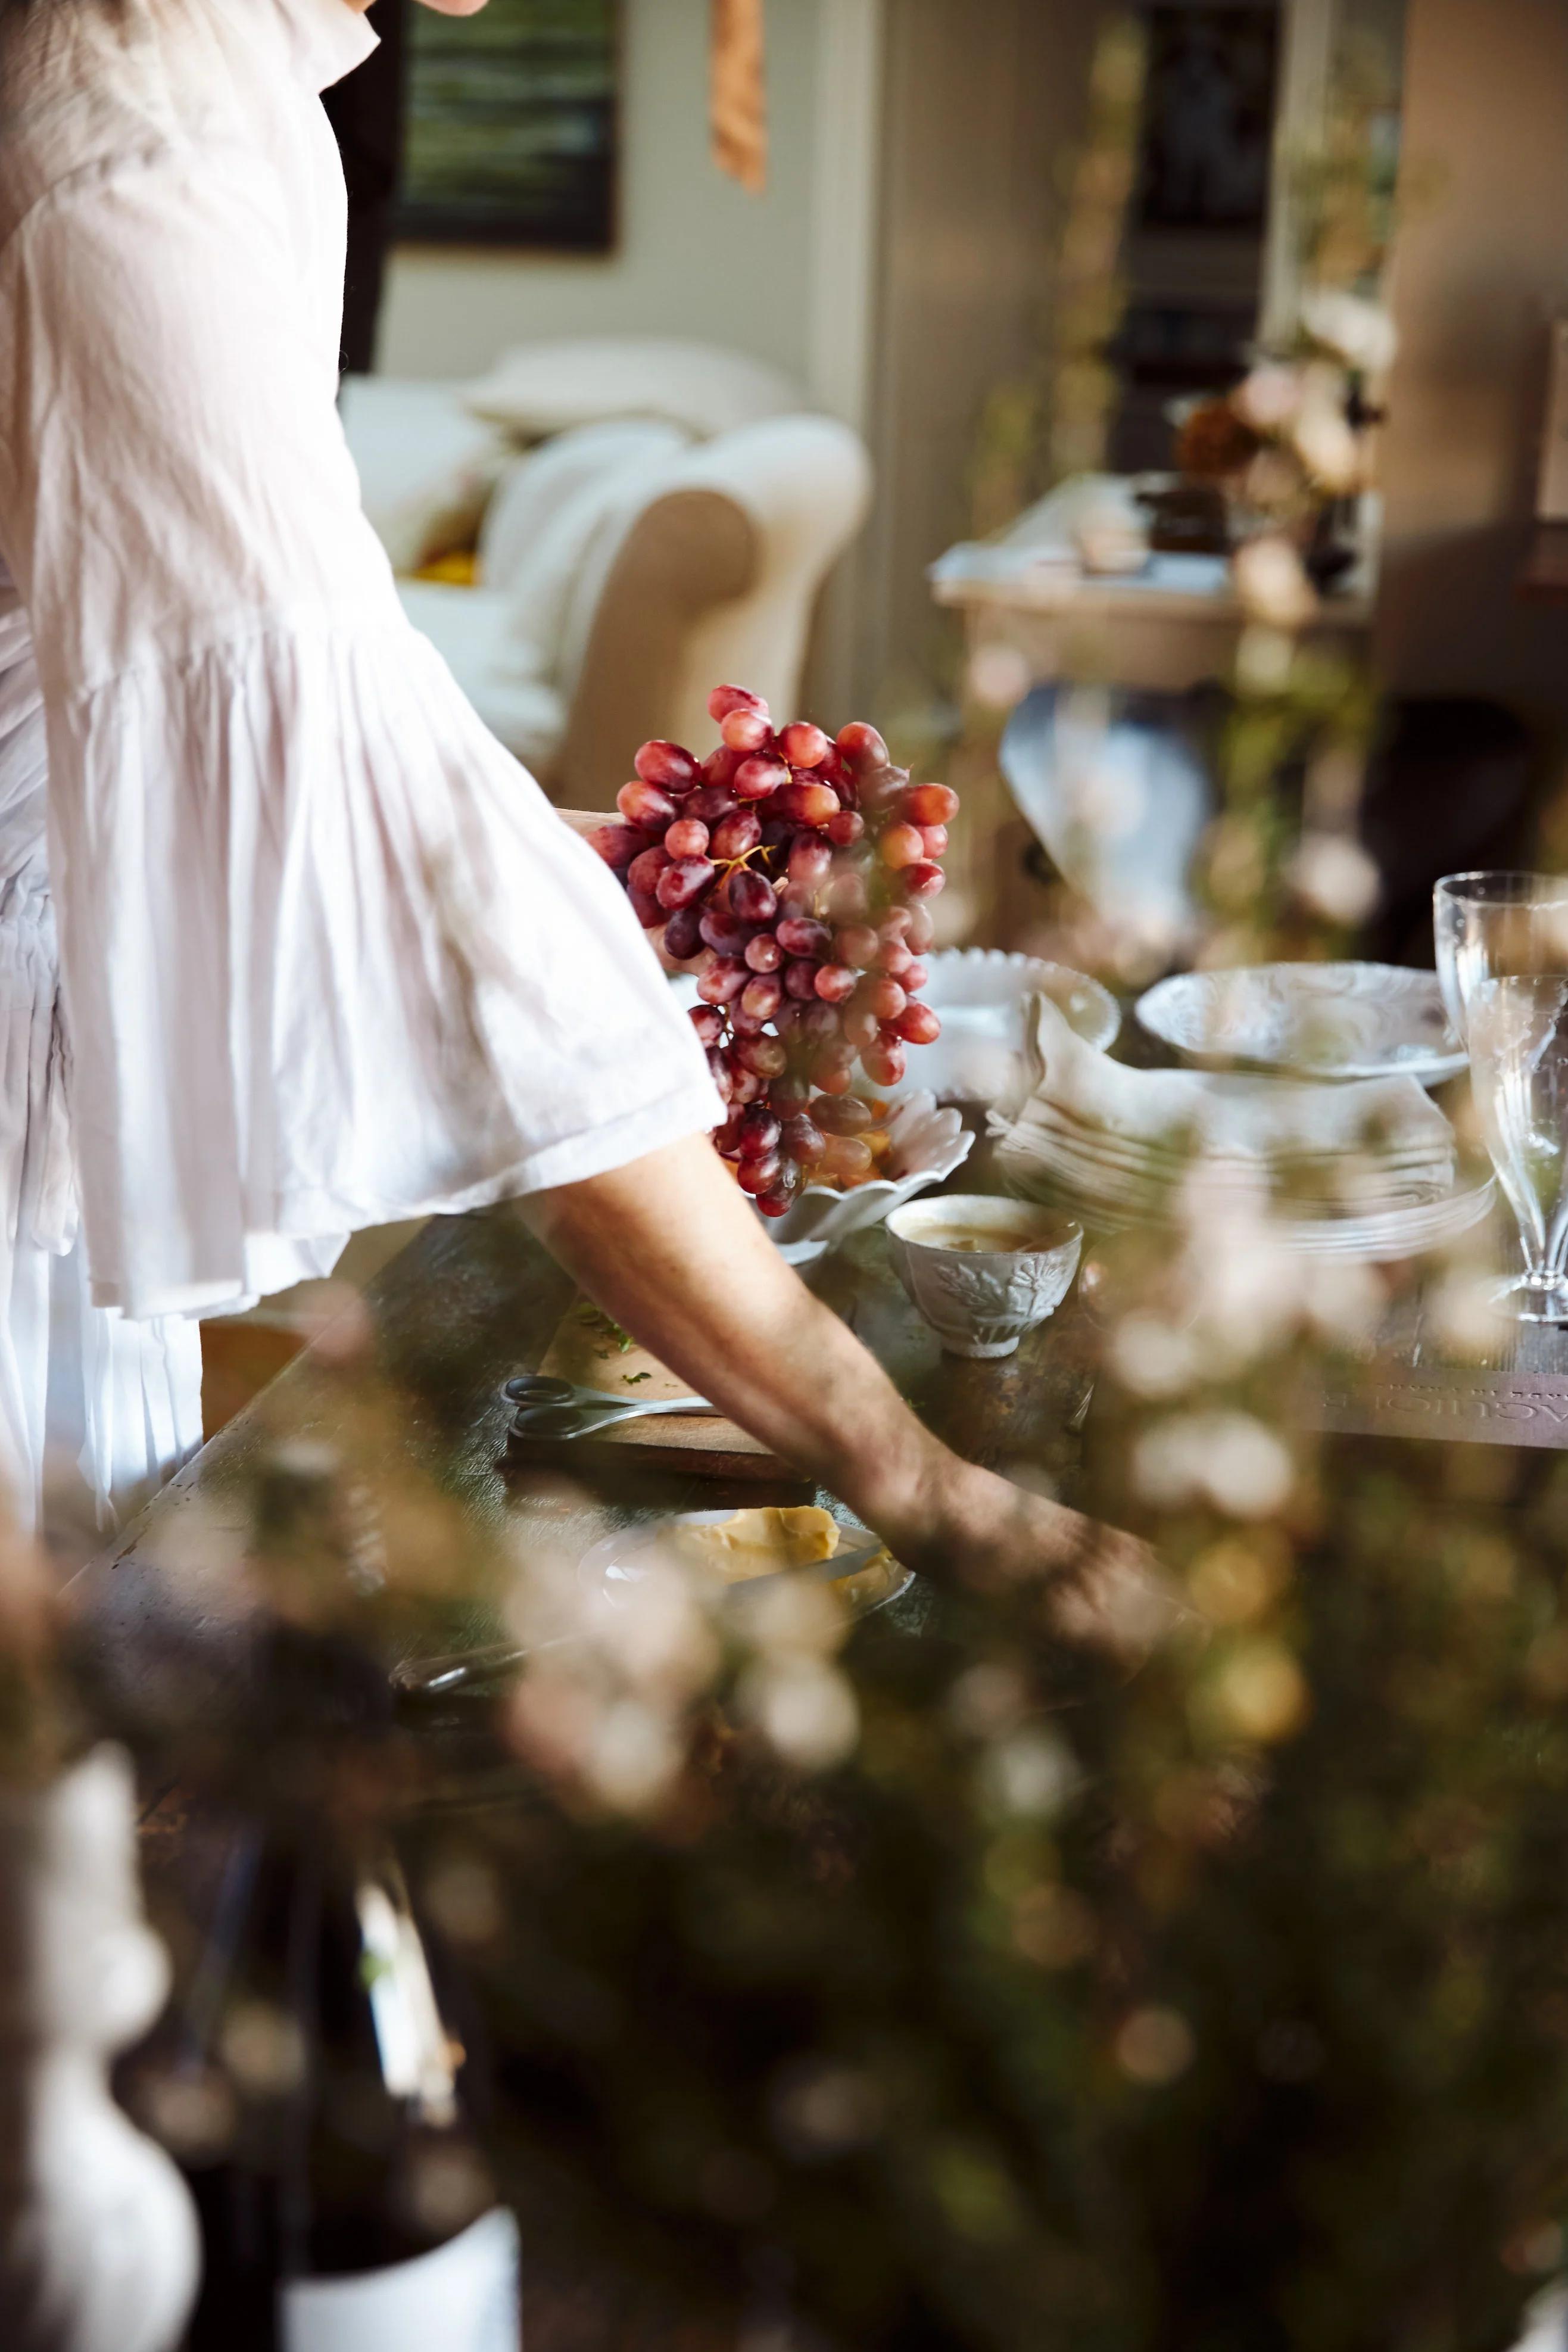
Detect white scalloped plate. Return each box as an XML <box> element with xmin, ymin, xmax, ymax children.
<box><xmin>765</xmin><ymin>1089</ymin><xmax>974</xmax><ymax>1263</ymax></box>
<box><xmin>1137</xmin><ymin>963</ymin><xmax>1467</xmax><ymax>1086</ymax></box>
<box><xmin>879</xmin><ymin>950</ymin><xmax>1120</xmax><ymax>1109</ymax></box>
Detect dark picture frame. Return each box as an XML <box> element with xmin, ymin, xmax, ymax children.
<box><xmin>396</xmin><ymin>0</ymin><xmax>619</xmax><ymax>251</ymax></box>
<box><xmin>1137</xmin><ymin>4</ymin><xmax>1280</xmax><ymax>231</ymax></box>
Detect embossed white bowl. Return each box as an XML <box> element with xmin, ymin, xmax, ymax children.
<box><xmin>1136</xmin><ymin>962</ymin><xmax>1466</xmax><ymax>1085</ymax></box>
<box><xmin>765</xmin><ymin>1091</ymin><xmax>974</xmax><ymax>1264</ymax></box>
<box><xmin>886</xmin><ymin>1194</ymin><xmax>1083</xmax><ymax>1358</ymax></box>
<box><xmin>882</xmin><ymin>949</ymin><xmax>1121</xmax><ymax>1108</ymax></box>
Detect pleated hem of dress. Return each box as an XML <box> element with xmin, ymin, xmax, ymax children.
<box><xmin>88</xmin><ymin>1073</ymin><xmax>725</xmax><ymax>1322</ymax></box>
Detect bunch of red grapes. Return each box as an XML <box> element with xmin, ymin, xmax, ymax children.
<box><xmin>589</xmin><ymin>684</ymin><xmax>955</xmax><ymax>1219</ymax></box>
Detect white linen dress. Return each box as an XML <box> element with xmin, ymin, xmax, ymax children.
<box><xmin>0</xmin><ymin>0</ymin><xmax>721</xmax><ymax>1524</ymax></box>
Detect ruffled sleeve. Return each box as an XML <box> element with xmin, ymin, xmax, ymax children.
<box><xmin>0</xmin><ymin>138</ymin><xmax>721</xmax><ymax>1319</ymax></box>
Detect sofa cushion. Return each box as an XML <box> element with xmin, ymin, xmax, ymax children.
<box><xmin>397</xmin><ymin>581</ymin><xmax>565</xmax><ymax>774</ymax></box>
<box><xmin>464</xmin><ymin>337</ymin><xmax>807</xmax><ymax>443</ymax></box>
<box><xmin>339</xmin><ymin>376</ymin><xmax>509</xmax><ymax>574</ymax></box>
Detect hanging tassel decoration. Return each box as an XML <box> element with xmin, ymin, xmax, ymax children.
<box><xmin>710</xmin><ymin>0</ymin><xmax>768</xmax><ymax>194</ymax></box>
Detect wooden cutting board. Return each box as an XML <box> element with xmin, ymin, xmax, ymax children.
<box><xmin>504</xmin><ymin>1297</ymin><xmax>809</xmax><ymax>1485</ymax></box>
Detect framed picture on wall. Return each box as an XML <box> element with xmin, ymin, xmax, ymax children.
<box><xmin>1137</xmin><ymin>4</ymin><xmax>1280</xmax><ymax>231</ymax></box>
<box><xmin>397</xmin><ymin>0</ymin><xmax>619</xmax><ymax>250</ymax></box>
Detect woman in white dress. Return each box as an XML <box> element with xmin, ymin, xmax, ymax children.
<box><xmin>0</xmin><ymin>0</ymin><xmax>1156</xmax><ymax>1609</ymax></box>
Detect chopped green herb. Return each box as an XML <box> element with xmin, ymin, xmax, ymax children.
<box><xmin>623</xmin><ymin>1370</ymin><xmax>652</xmax><ymax>1385</ymax></box>
<box><xmin>575</xmin><ymin>1301</ymin><xmax>635</xmax><ymax>1353</ymax></box>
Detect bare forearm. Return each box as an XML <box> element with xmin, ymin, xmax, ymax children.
<box><xmin>519</xmin><ymin>1136</ymin><xmax>1174</xmax><ymax>1652</ymax></box>
<box><xmin>520</xmin><ymin>1135</ymin><xmax>949</xmax><ymax>1553</ymax></box>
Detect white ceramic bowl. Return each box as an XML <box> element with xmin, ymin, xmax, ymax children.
<box><xmin>882</xmin><ymin>949</ymin><xmax>1121</xmax><ymax>1109</ymax></box>
<box><xmin>886</xmin><ymin>1194</ymin><xmax>1084</xmax><ymax>1357</ymax></box>
<box><xmin>766</xmin><ymin>1090</ymin><xmax>973</xmax><ymax>1263</ymax></box>
<box><xmin>1136</xmin><ymin>962</ymin><xmax>1467</xmax><ymax>1085</ymax></box>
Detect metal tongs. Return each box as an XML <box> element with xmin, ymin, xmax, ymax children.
<box><xmin>503</xmin><ymin>1372</ymin><xmax>722</xmax><ymax>1442</ymax></box>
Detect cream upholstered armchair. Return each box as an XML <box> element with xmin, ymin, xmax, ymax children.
<box><xmin>342</xmin><ymin>356</ymin><xmax>872</xmax><ymax>808</ymax></box>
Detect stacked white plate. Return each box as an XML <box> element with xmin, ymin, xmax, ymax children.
<box><xmin>990</xmin><ymin>992</ymin><xmax>1495</xmax><ymax>1261</ymax></box>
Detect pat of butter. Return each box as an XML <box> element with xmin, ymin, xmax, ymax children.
<box><xmin>680</xmin><ymin>1504</ymin><xmax>840</xmax><ymax>1584</ymax></box>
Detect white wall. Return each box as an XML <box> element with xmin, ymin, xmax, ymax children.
<box><xmin>379</xmin><ymin>0</ymin><xmax>828</xmax><ymax>389</ymax></box>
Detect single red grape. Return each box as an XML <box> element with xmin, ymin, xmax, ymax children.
<box><xmin>826</xmin><ymin>869</ymin><xmax>870</xmax><ymax>922</ymax></box>
<box><xmin>801</xmin><ymin>1002</ymin><xmax>842</xmax><ymax>1043</ymax></box>
<box><xmin>903</xmin><ymin>958</ymin><xmax>930</xmax><ymax>993</ymax></box>
<box><xmin>815</xmin><ymin>963</ymin><xmax>858</xmax><ymax>1004</ymax></box>
<box><xmin>618</xmin><ymin>779</ymin><xmax>678</xmax><ymax>831</ymax></box>
<box><xmin>663</xmin><ymin>904</ymin><xmax>703</xmax><ymax>960</ymax></box>
<box><xmin>862</xmin><ymin>1040</ymin><xmax>906</xmax><ymax>1088</ymax></box>
<box><xmin>730</xmin><ymin>1000</ymin><xmax>765</xmax><ymax>1038</ymax></box>
<box><xmin>826</xmin><ymin>809</ymin><xmax>865</xmax><ymax>848</ymax></box>
<box><xmin>665</xmin><ymin>817</ymin><xmax>710</xmax><ymax>859</ymax></box>
<box><xmin>781</xmin><ymin>1113</ymin><xmax>827</xmax><ymax>1164</ymax></box>
<box><xmin>788</xmin><ymin>834</ymin><xmax>834</xmax><ymax>890</ymax></box>
<box><xmin>656</xmin><ymin>856</ymin><xmax>716</xmax><ymax>911</ymax></box>
<box><xmin>734</xmin><ymin>753</ymin><xmax>790</xmax><ymax>802</ymax></box>
<box><xmin>737</xmin><ymin>1151</ymin><xmax>781</xmax><ymax>1196</ymax></box>
<box><xmin>920</xmin><ymin>824</ymin><xmax>949</xmax><ymax>858</ymax></box>
<box><xmin>896</xmin><ymin>1003</ymin><xmax>942</xmax><ymax>1045</ymax></box>
<box><xmin>880</xmin><ymin>822</ymin><xmax>925</xmax><ymax>871</ymax></box>
<box><xmin>774</xmin><ymin>780</ymin><xmax>840</xmax><ymax>827</ymax></box>
<box><xmin>737</xmin><ymin>1105</ymin><xmax>782</xmax><ymax>1158</ymax></box>
<box><xmin>712</xmin><ymin>1111</ymin><xmax>745</xmax><ymax>1155</ymax></box>
<box><xmin>813</xmin><ymin>1057</ymin><xmax>855</xmax><ymax>1095</ymax></box>
<box><xmin>877</xmin><ymin>936</ymin><xmax>913</xmax><ymax>978</ymax></box>
<box><xmin>777</xmin><ymin>915</ymin><xmax>831</xmax><ymax>960</ymax></box>
<box><xmin>745</xmin><ymin>932</ymin><xmax>783</xmax><ymax>973</ymax></box>
<box><xmin>708</xmin><ymin>1051</ymin><xmax>734</xmax><ymax>1103</ymax></box>
<box><xmin>813</xmin><ymin>1094</ymin><xmax>872</xmax><ymax>1135</ymax></box>
<box><xmin>784</xmin><ymin>958</ymin><xmax>820</xmax><ymax>1001</ymax></box>
<box><xmin>903</xmin><ymin>861</ymin><xmax>946</xmax><ymax>898</ymax></box>
<box><xmin>697</xmin><ymin>955</ymin><xmax>747</xmax><ymax>1004</ymax></box>
<box><xmin>736</xmin><ymin>1033</ymin><xmax>787</xmax><ymax>1079</ymax></box>
<box><xmin>756</xmin><ymin>1187</ymin><xmax>795</xmax><ymax>1219</ymax></box>
<box><xmin>865</xmin><ymin>976</ymin><xmax>908</xmax><ymax>1022</ymax></box>
<box><xmin>904</xmin><ymin>902</ymin><xmax>936</xmax><ymax>952</ymax></box>
<box><xmin>730</xmin><ymin>869</ymin><xmax>778</xmax><ymax>925</ymax></box>
<box><xmin>728</xmin><ymin>1065</ymin><xmax>765</xmax><ymax>1105</ymax></box>
<box><xmin>699</xmin><ymin>904</ymin><xmax>749</xmax><ymax>958</ymax></box>
<box><xmin>779</xmin><ymin>721</ymin><xmax>830</xmax><ymax>768</ymax></box>
<box><xmin>841</xmin><ymin>1002</ymin><xmax>880</xmax><ymax>1054</ymax></box>
<box><xmin>627</xmin><ymin>845</ymin><xmax>670</xmax><ymax>895</ymax></box>
<box><xmin>588</xmin><ymin>821</ymin><xmax>644</xmax><ymax>871</ymax></box>
<box><xmin>635</xmin><ymin>740</ymin><xmax>699</xmax><ymax>793</ymax></box>
<box><xmin>711</xmin><ymin>809</ymin><xmax>762</xmax><ymax>861</ymax></box>
<box><xmin>739</xmin><ymin>975</ymin><xmax>784</xmax><ymax>1025</ymax></box>
<box><xmin>701</xmin><ymin>744</ymin><xmax>743</xmax><ymax>787</ymax></box>
<box><xmin>836</xmin><ymin>721</ymin><xmax>890</xmax><ymax>772</ymax></box>
<box><xmin>880</xmin><ymin>907</ymin><xmax>913</xmax><ymax>941</ymax></box>
<box><xmin>722</xmin><ymin>706</ymin><xmax>774</xmax><ymax>754</ymax></box>
<box><xmin>708</xmin><ymin>684</ymin><xmax>765</xmax><ymax>724</ymax></box>
<box><xmin>689</xmin><ymin>783</ymin><xmax>740</xmax><ymax>826</ymax></box>
<box><xmin>903</xmin><ymin>781</ymin><xmax>960</xmax><ymax>827</ymax></box>
<box><xmin>836</xmin><ymin>924</ymin><xmax>879</xmax><ymax>969</ymax></box>
<box><xmin>690</xmin><ymin>1004</ymin><xmax>724</xmax><ymax>1046</ymax></box>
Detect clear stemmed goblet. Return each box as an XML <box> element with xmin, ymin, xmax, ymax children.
<box><xmin>1466</xmin><ymin>974</ymin><xmax>1568</xmax><ymax>1322</ymax></box>
<box><xmin>1433</xmin><ymin>871</ymin><xmax>1568</xmax><ymax>1045</ymax></box>
<box><xmin>1434</xmin><ymin>875</ymin><xmax>1568</xmax><ymax>1320</ymax></box>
